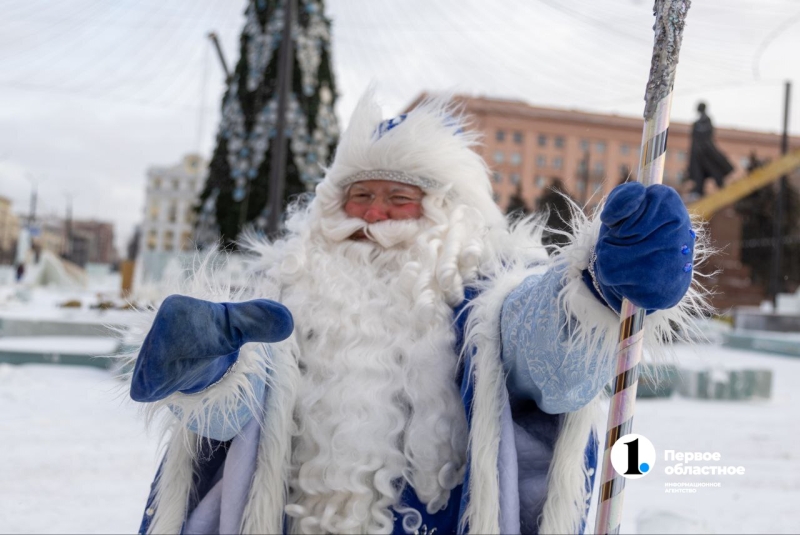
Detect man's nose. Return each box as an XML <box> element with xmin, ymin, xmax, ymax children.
<box><xmin>362</xmin><ymin>201</ymin><xmax>389</xmax><ymax>223</ymax></box>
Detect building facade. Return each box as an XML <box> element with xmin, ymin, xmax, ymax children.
<box><xmin>140</xmin><ymin>154</ymin><xmax>207</xmax><ymax>254</ymax></box>
<box><xmin>408</xmin><ymin>94</ymin><xmax>799</xmax><ymax>213</ymax></box>
<box><xmin>135</xmin><ymin>154</ymin><xmax>207</xmax><ymax>284</ymax></box>
<box><xmin>9</xmin><ymin>214</ymin><xmax>116</xmax><ymax>267</ymax></box>
<box><xmin>69</xmin><ymin>220</ymin><xmax>117</xmax><ymax>265</ymax></box>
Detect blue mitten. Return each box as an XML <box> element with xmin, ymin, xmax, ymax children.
<box><xmin>582</xmin><ymin>182</ymin><xmax>695</xmax><ymax>313</ymax></box>
<box><xmin>130</xmin><ymin>295</ymin><xmax>294</xmax><ymax>402</ymax></box>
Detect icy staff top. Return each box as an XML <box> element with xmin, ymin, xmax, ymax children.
<box><xmin>643</xmin><ymin>0</ymin><xmax>691</xmax><ymax>119</ymax></box>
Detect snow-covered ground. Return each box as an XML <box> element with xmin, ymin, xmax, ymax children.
<box><xmin>0</xmin><ymin>281</ymin><xmax>140</xmax><ymax>328</ymax></box>
<box><xmin>1</xmin><ymin>342</ymin><xmax>799</xmax><ymax>533</ymax></box>
<box><xmin>0</xmin><ymin>336</ymin><xmax>119</xmax><ymax>355</ymax></box>
<box><xmin>0</xmin><ymin>364</ymin><xmax>161</xmax><ymax>534</ymax></box>
<box><xmin>599</xmin><ymin>343</ymin><xmax>800</xmax><ymax>534</ymax></box>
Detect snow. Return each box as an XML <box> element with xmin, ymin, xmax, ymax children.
<box><xmin>1</xmin><ymin>342</ymin><xmax>799</xmax><ymax>533</ymax></box>
<box><xmin>587</xmin><ymin>343</ymin><xmax>800</xmax><ymax>534</ymax></box>
<box><xmin>0</xmin><ymin>336</ymin><xmax>119</xmax><ymax>355</ymax></box>
<box><xmin>0</xmin><ymin>285</ymin><xmax>139</xmax><ymax>326</ymax></box>
<box><xmin>0</xmin><ymin>364</ymin><xmax>161</xmax><ymax>535</ymax></box>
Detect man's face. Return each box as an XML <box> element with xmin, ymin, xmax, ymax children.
<box><xmin>343</xmin><ymin>180</ymin><xmax>424</xmax><ymax>223</ymax></box>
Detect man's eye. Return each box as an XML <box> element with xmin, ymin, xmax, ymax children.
<box><xmin>392</xmin><ymin>196</ymin><xmax>414</xmax><ymax>203</ymax></box>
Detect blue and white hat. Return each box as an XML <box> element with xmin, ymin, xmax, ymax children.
<box><xmin>317</xmin><ymin>89</ymin><xmax>505</xmax><ymax>227</ymax></box>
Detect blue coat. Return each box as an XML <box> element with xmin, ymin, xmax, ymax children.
<box><xmin>137</xmin><ymin>267</ymin><xmax>612</xmax><ymax>535</ymax></box>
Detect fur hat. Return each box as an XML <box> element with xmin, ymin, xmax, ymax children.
<box><xmin>316</xmin><ymin>89</ymin><xmax>506</xmax><ymax>228</ymax></box>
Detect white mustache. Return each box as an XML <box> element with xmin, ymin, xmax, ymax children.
<box><xmin>321</xmin><ymin>215</ymin><xmax>428</xmax><ymax>249</ymax></box>
<box><xmin>363</xmin><ymin>219</ymin><xmax>428</xmax><ymax>248</ymax></box>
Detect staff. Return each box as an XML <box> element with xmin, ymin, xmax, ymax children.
<box><xmin>594</xmin><ymin>1</ymin><xmax>692</xmax><ymax>533</ymax></box>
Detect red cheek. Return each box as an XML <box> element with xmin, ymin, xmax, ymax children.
<box><xmin>344</xmin><ymin>201</ymin><xmax>365</xmax><ymax>219</ymax></box>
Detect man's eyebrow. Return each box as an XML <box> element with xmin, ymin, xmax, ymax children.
<box><xmin>389</xmin><ymin>186</ymin><xmax>422</xmax><ymax>195</ymax></box>
<box><xmin>347</xmin><ymin>185</ymin><xmax>370</xmax><ymax>194</ymax></box>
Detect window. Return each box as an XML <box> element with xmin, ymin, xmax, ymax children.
<box><xmin>677</xmin><ymin>150</ymin><xmax>687</xmax><ymax>162</ymax></box>
<box><xmin>555</xmin><ymin>136</ymin><xmax>565</xmax><ymax>149</ymax></box>
<box><xmin>578</xmin><ymin>160</ymin><xmax>587</xmax><ymax>173</ymax></box>
<box><xmin>151</xmin><ymin>178</ymin><xmax>161</xmax><ymax>190</ymax></box>
<box><xmin>510</xmin><ymin>173</ymin><xmax>520</xmax><ymax>185</ymax></box>
<box><xmin>580</xmin><ymin>139</ymin><xmax>589</xmax><ymax>151</ymax></box>
<box><xmin>496</xmin><ymin>130</ymin><xmax>506</xmax><ymax>142</ymax></box>
<box><xmin>493</xmin><ymin>151</ymin><xmax>505</xmax><ymax>164</ymax></box>
<box><xmin>620</xmin><ymin>144</ymin><xmax>630</xmax><ymax>156</ymax></box>
<box><xmin>149</xmin><ymin>201</ymin><xmax>160</xmax><ymax>222</ymax></box>
<box><xmin>163</xmin><ymin>230</ymin><xmax>175</xmax><ymax>252</ymax></box>
<box><xmin>620</xmin><ymin>164</ymin><xmax>632</xmax><ymax>180</ymax></box>
<box><xmin>576</xmin><ymin>181</ymin><xmax>586</xmax><ymax>193</ymax></box>
<box><xmin>676</xmin><ymin>171</ymin><xmax>685</xmax><ymax>182</ymax></box>
<box><xmin>536</xmin><ymin>155</ymin><xmax>546</xmax><ymax>167</ymax></box>
<box><xmin>173</xmin><ymin>179</ymin><xmax>180</xmax><ymax>190</ymax></box>
<box><xmin>181</xmin><ymin>231</ymin><xmax>193</xmax><ymax>251</ymax></box>
<box><xmin>595</xmin><ymin>141</ymin><xmax>606</xmax><ymax>153</ymax></box>
<box><xmin>553</xmin><ymin>157</ymin><xmax>563</xmax><ymax>170</ymax></box>
<box><xmin>510</xmin><ymin>152</ymin><xmax>522</xmax><ymax>166</ymax></box>
<box><xmin>538</xmin><ymin>134</ymin><xmax>547</xmax><ymax>147</ymax></box>
<box><xmin>594</xmin><ymin>181</ymin><xmax>604</xmax><ymax>194</ymax></box>
<box><xmin>167</xmin><ymin>201</ymin><xmax>177</xmax><ymax>223</ymax></box>
<box><xmin>594</xmin><ymin>162</ymin><xmax>605</xmax><ymax>174</ymax></box>
<box><xmin>492</xmin><ymin>172</ymin><xmax>503</xmax><ymax>183</ymax></box>
<box><xmin>536</xmin><ymin>175</ymin><xmax>547</xmax><ymax>188</ymax></box>
<box><xmin>147</xmin><ymin>230</ymin><xmax>157</xmax><ymax>251</ymax></box>
<box><xmin>513</xmin><ymin>131</ymin><xmax>524</xmax><ymax>144</ymax></box>
<box><xmin>492</xmin><ymin>192</ymin><xmax>501</xmax><ymax>202</ymax></box>
<box><xmin>185</xmin><ymin>208</ymin><xmax>195</xmax><ymax>225</ymax></box>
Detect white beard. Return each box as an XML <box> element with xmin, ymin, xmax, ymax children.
<box><xmin>274</xmin><ymin>208</ymin><xmax>484</xmax><ymax>535</ymax></box>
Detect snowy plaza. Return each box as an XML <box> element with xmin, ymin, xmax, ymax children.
<box><xmin>1</xmin><ymin>276</ymin><xmax>799</xmax><ymax>534</ymax></box>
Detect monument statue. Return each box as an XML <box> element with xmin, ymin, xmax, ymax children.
<box><xmin>687</xmin><ymin>102</ymin><xmax>734</xmax><ymax>196</ymax></box>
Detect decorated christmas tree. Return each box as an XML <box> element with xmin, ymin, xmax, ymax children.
<box><xmin>195</xmin><ymin>0</ymin><xmax>338</xmax><ymax>247</ymax></box>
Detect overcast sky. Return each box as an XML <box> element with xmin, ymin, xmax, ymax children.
<box><xmin>1</xmin><ymin>0</ymin><xmax>799</xmax><ymax>255</ymax></box>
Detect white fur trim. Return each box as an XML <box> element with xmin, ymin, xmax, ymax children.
<box><xmin>538</xmin><ymin>399</ymin><xmax>603</xmax><ymax>535</ymax></box>
<box><xmin>461</xmin><ymin>270</ymin><xmax>526</xmax><ymax>534</ymax></box>
<box><xmin>462</xmin><ymin>251</ymin><xmax>600</xmax><ymax>535</ymax></box>
<box><xmin>240</xmin><ymin>339</ymin><xmax>300</xmax><ymax>534</ymax></box>
<box><xmin>459</xmin><ymin>212</ymin><xmax>606</xmax><ymax>535</ymax></box>
<box><xmin>460</xmin><ymin>218</ymin><xmax>550</xmax><ymax>534</ymax></box>
<box><xmin>146</xmin><ymin>424</ymin><xmax>196</xmax><ymax>534</ymax></box>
